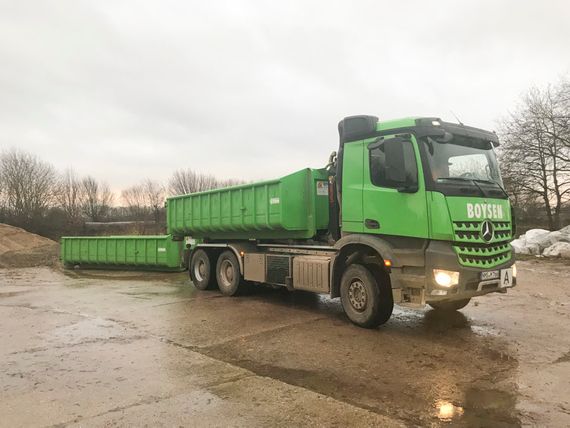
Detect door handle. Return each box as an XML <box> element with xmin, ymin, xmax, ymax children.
<box><xmin>365</xmin><ymin>219</ymin><xmax>380</xmax><ymax>229</ymax></box>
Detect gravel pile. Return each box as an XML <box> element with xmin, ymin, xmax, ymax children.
<box><xmin>0</xmin><ymin>223</ymin><xmax>59</xmax><ymax>268</ymax></box>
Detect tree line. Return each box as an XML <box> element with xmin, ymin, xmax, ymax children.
<box><xmin>0</xmin><ymin>151</ymin><xmax>243</xmax><ymax>239</ymax></box>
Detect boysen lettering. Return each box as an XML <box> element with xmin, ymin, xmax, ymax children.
<box><xmin>466</xmin><ymin>203</ymin><xmax>504</xmax><ymax>219</ymax></box>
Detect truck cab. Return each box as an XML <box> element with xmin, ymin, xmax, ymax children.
<box><xmin>332</xmin><ymin>116</ymin><xmax>515</xmax><ymax>319</ymax></box>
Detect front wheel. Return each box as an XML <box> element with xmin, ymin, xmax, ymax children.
<box><xmin>428</xmin><ymin>298</ymin><xmax>471</xmax><ymax>311</ymax></box>
<box><xmin>340</xmin><ymin>264</ymin><xmax>393</xmax><ymax>328</ymax></box>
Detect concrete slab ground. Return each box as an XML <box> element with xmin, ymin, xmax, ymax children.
<box><xmin>0</xmin><ymin>260</ymin><xmax>569</xmax><ymax>426</ymax></box>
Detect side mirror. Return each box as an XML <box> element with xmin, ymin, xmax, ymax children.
<box><xmin>384</xmin><ymin>140</ymin><xmax>419</xmax><ymax>193</ymax></box>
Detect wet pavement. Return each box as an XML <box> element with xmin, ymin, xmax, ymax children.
<box><xmin>0</xmin><ymin>260</ymin><xmax>569</xmax><ymax>427</ymax></box>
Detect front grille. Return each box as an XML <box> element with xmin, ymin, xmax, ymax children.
<box><xmin>452</xmin><ymin>221</ymin><xmax>512</xmax><ymax>268</ymax></box>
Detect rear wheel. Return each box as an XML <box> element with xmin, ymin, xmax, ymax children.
<box><xmin>428</xmin><ymin>298</ymin><xmax>471</xmax><ymax>311</ymax></box>
<box><xmin>190</xmin><ymin>249</ymin><xmax>216</xmax><ymax>290</ymax></box>
<box><xmin>216</xmin><ymin>250</ymin><xmax>244</xmax><ymax>296</ymax></box>
<box><xmin>340</xmin><ymin>264</ymin><xmax>393</xmax><ymax>328</ymax></box>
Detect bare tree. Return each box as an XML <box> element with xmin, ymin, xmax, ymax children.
<box><xmin>56</xmin><ymin>168</ymin><xmax>84</xmax><ymax>221</ymax></box>
<box><xmin>219</xmin><ymin>178</ymin><xmax>245</xmax><ymax>188</ymax></box>
<box><xmin>142</xmin><ymin>179</ymin><xmax>165</xmax><ymax>224</ymax></box>
<box><xmin>499</xmin><ymin>78</ymin><xmax>570</xmax><ymax>230</ymax></box>
<box><xmin>0</xmin><ymin>167</ymin><xmax>4</xmax><ymax>216</ymax></box>
<box><xmin>168</xmin><ymin>169</ymin><xmax>244</xmax><ymax>196</ymax></box>
<box><xmin>122</xmin><ymin>179</ymin><xmax>165</xmax><ymax>224</ymax></box>
<box><xmin>81</xmin><ymin>176</ymin><xmax>114</xmax><ymax>221</ymax></box>
<box><xmin>122</xmin><ymin>184</ymin><xmax>148</xmax><ymax>219</ymax></box>
<box><xmin>121</xmin><ymin>179</ymin><xmax>166</xmax><ymax>219</ymax></box>
<box><xmin>0</xmin><ymin>149</ymin><xmax>57</xmax><ymax>227</ymax></box>
<box><xmin>168</xmin><ymin>169</ymin><xmax>217</xmax><ymax>195</ymax></box>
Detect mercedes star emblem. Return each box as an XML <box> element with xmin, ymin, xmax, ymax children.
<box><xmin>480</xmin><ymin>220</ymin><xmax>494</xmax><ymax>242</ymax></box>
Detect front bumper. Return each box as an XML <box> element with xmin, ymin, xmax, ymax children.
<box><xmin>391</xmin><ymin>240</ymin><xmax>516</xmax><ymax>305</ymax></box>
<box><xmin>424</xmin><ymin>240</ymin><xmax>516</xmax><ymax>302</ymax></box>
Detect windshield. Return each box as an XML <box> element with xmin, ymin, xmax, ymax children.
<box><xmin>421</xmin><ymin>135</ymin><xmax>503</xmax><ymax>186</ymax></box>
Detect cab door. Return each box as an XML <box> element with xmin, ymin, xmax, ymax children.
<box><xmin>362</xmin><ymin>134</ymin><xmax>428</xmax><ymax>238</ymax></box>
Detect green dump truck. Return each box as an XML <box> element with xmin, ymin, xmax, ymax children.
<box><xmin>62</xmin><ymin>115</ymin><xmax>516</xmax><ymax>328</ymax></box>
<box><xmin>168</xmin><ymin>116</ymin><xmax>516</xmax><ymax>328</ymax></box>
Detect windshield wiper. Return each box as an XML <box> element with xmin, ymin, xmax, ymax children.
<box><xmin>472</xmin><ymin>179</ymin><xmax>509</xmax><ymax>198</ymax></box>
<box><xmin>437</xmin><ymin>177</ymin><xmax>509</xmax><ymax>198</ymax></box>
<box><xmin>437</xmin><ymin>177</ymin><xmax>479</xmax><ymax>183</ymax></box>
<box><xmin>436</xmin><ymin>177</ymin><xmax>487</xmax><ymax>196</ymax></box>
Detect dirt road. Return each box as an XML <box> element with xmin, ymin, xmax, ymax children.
<box><xmin>1</xmin><ymin>260</ymin><xmax>569</xmax><ymax>427</ymax></box>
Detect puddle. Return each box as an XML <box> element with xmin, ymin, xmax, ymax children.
<box><xmin>114</xmin><ymin>280</ymin><xmax>200</xmax><ymax>300</ymax></box>
<box><xmin>245</xmin><ymin>287</ymin><xmax>347</xmax><ymax>314</ymax></box>
<box><xmin>227</xmin><ymin>361</ymin><xmax>317</xmax><ymax>385</ymax></box>
<box><xmin>62</xmin><ymin>269</ymin><xmax>187</xmax><ymax>284</ymax></box>
<box><xmin>435</xmin><ymin>400</ymin><xmax>464</xmax><ymax>421</ymax></box>
<box><xmin>434</xmin><ymin>387</ymin><xmax>520</xmax><ymax>426</ymax></box>
<box><xmin>460</xmin><ymin>387</ymin><xmax>520</xmax><ymax>426</ymax></box>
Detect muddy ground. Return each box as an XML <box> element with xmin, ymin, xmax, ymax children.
<box><xmin>0</xmin><ymin>260</ymin><xmax>569</xmax><ymax>427</ymax></box>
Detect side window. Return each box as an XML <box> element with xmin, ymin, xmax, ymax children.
<box><xmin>369</xmin><ymin>144</ymin><xmax>388</xmax><ymax>186</ymax></box>
<box><xmin>369</xmin><ymin>139</ymin><xmax>418</xmax><ymax>189</ymax></box>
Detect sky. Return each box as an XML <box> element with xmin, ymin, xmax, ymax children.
<box><xmin>1</xmin><ymin>0</ymin><xmax>569</xmax><ymax>191</ymax></box>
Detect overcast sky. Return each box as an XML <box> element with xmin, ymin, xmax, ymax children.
<box><xmin>1</xmin><ymin>1</ymin><xmax>569</xmax><ymax>191</ymax></box>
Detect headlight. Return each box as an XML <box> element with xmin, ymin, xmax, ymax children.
<box><xmin>512</xmin><ymin>263</ymin><xmax>517</xmax><ymax>278</ymax></box>
<box><xmin>433</xmin><ymin>269</ymin><xmax>459</xmax><ymax>287</ymax></box>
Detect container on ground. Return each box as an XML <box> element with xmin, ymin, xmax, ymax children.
<box><xmin>60</xmin><ymin>235</ymin><xmax>184</xmax><ymax>271</ymax></box>
<box><xmin>166</xmin><ymin>168</ymin><xmax>330</xmax><ymax>240</ymax></box>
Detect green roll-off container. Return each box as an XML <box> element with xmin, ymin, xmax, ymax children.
<box><xmin>166</xmin><ymin>168</ymin><xmax>330</xmax><ymax>240</ymax></box>
<box><xmin>60</xmin><ymin>235</ymin><xmax>183</xmax><ymax>271</ymax></box>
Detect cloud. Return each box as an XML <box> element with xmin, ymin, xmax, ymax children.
<box><xmin>0</xmin><ymin>0</ymin><xmax>569</xmax><ymax>189</ymax></box>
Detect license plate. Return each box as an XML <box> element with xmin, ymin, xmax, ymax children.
<box><xmin>500</xmin><ymin>268</ymin><xmax>513</xmax><ymax>288</ymax></box>
<box><xmin>480</xmin><ymin>270</ymin><xmax>500</xmax><ymax>281</ymax></box>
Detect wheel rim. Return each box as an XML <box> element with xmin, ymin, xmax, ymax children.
<box><xmin>194</xmin><ymin>258</ymin><xmax>206</xmax><ymax>282</ymax></box>
<box><xmin>348</xmin><ymin>279</ymin><xmax>367</xmax><ymax>312</ymax></box>
<box><xmin>219</xmin><ymin>259</ymin><xmax>235</xmax><ymax>288</ymax></box>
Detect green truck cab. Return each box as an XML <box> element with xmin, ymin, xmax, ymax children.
<box><xmin>334</xmin><ymin>116</ymin><xmax>515</xmax><ymax>318</ymax></box>
<box><xmin>179</xmin><ymin>115</ymin><xmax>516</xmax><ymax>328</ymax></box>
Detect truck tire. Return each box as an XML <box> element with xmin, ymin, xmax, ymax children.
<box><xmin>216</xmin><ymin>250</ymin><xmax>244</xmax><ymax>296</ymax></box>
<box><xmin>340</xmin><ymin>264</ymin><xmax>393</xmax><ymax>328</ymax></box>
<box><xmin>428</xmin><ymin>298</ymin><xmax>471</xmax><ymax>311</ymax></box>
<box><xmin>190</xmin><ymin>249</ymin><xmax>216</xmax><ymax>290</ymax></box>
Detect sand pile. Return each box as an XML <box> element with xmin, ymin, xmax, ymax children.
<box><xmin>0</xmin><ymin>223</ymin><xmax>59</xmax><ymax>268</ymax></box>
